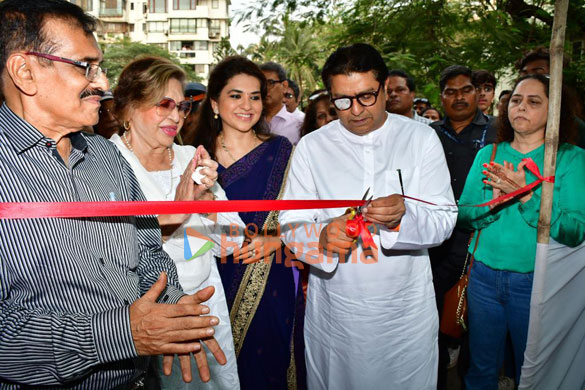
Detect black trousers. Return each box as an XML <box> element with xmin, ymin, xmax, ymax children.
<box><xmin>430</xmin><ymin>228</ymin><xmax>472</xmax><ymax>390</ymax></box>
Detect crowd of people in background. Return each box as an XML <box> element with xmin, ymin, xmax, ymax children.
<box><xmin>1</xmin><ymin>1</ymin><xmax>584</xmax><ymax>390</ymax></box>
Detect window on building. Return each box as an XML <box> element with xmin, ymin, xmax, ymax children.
<box><xmin>169</xmin><ymin>41</ymin><xmax>194</xmax><ymax>50</ymax></box>
<box><xmin>194</xmin><ymin>41</ymin><xmax>208</xmax><ymax>50</ymax></box>
<box><xmin>209</xmin><ymin>19</ymin><xmax>221</xmax><ymax>37</ymax></box>
<box><xmin>147</xmin><ymin>21</ymin><xmax>166</xmax><ymax>33</ymax></box>
<box><xmin>211</xmin><ymin>0</ymin><xmax>219</xmax><ymax>8</ymax></box>
<box><xmin>195</xmin><ymin>64</ymin><xmax>206</xmax><ymax>74</ymax></box>
<box><xmin>102</xmin><ymin>22</ymin><xmax>128</xmax><ymax>33</ymax></box>
<box><xmin>71</xmin><ymin>0</ymin><xmax>93</xmax><ymax>11</ymax></box>
<box><xmin>174</xmin><ymin>0</ymin><xmax>196</xmax><ymax>9</ymax></box>
<box><xmin>196</xmin><ymin>19</ymin><xmax>207</xmax><ymax>28</ymax></box>
<box><xmin>100</xmin><ymin>0</ymin><xmax>123</xmax><ymax>16</ymax></box>
<box><xmin>143</xmin><ymin>4</ymin><xmax>148</xmax><ymax>13</ymax></box>
<box><xmin>149</xmin><ymin>0</ymin><xmax>166</xmax><ymax>13</ymax></box>
<box><xmin>131</xmin><ymin>2</ymin><xmax>134</xmax><ymax>10</ymax></box>
<box><xmin>170</xmin><ymin>19</ymin><xmax>197</xmax><ymax>33</ymax></box>
<box><xmin>196</xmin><ymin>0</ymin><xmax>207</xmax><ymax>6</ymax></box>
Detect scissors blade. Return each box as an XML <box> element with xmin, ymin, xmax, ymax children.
<box><xmin>361</xmin><ymin>195</ymin><xmax>374</xmax><ymax>214</ymax></box>
<box><xmin>357</xmin><ymin>187</ymin><xmax>371</xmax><ymax>214</ymax></box>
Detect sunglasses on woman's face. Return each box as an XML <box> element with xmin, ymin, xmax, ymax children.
<box><xmin>155</xmin><ymin>97</ymin><xmax>192</xmax><ymax>119</ymax></box>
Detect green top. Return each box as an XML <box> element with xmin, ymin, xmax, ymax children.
<box><xmin>457</xmin><ymin>142</ymin><xmax>585</xmax><ymax>272</ymax></box>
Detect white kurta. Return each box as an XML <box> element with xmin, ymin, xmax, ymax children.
<box><xmin>111</xmin><ymin>134</ymin><xmax>243</xmax><ymax>389</ymax></box>
<box><xmin>279</xmin><ymin>114</ymin><xmax>457</xmax><ymax>390</ymax></box>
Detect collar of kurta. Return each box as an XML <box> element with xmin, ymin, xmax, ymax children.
<box><xmin>336</xmin><ymin>112</ymin><xmax>391</xmax><ymax>145</ymax></box>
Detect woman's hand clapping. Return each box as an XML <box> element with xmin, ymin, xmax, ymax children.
<box><xmin>483</xmin><ymin>161</ymin><xmax>532</xmax><ymax>208</ymax></box>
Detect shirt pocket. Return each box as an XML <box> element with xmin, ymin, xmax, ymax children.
<box><xmin>384</xmin><ymin>167</ymin><xmax>421</xmax><ymax>198</ymax></box>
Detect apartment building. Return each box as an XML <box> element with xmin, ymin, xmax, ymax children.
<box><xmin>70</xmin><ymin>0</ymin><xmax>230</xmax><ymax>80</ymax></box>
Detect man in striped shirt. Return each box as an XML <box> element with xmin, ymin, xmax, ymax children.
<box><xmin>0</xmin><ymin>1</ymin><xmax>224</xmax><ymax>388</ymax></box>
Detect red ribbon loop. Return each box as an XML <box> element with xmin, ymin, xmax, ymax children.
<box><xmin>345</xmin><ymin>214</ymin><xmax>378</xmax><ymax>250</ymax></box>
<box><xmin>522</xmin><ymin>158</ymin><xmax>555</xmax><ymax>183</ymax></box>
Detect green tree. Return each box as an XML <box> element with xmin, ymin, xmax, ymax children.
<box><xmin>269</xmin><ymin>16</ymin><xmax>325</xmax><ymax>95</ymax></box>
<box><xmin>236</xmin><ymin>0</ymin><xmax>585</xmax><ymax>107</ymax></box>
<box><xmin>213</xmin><ymin>36</ymin><xmax>238</xmax><ymax>63</ymax></box>
<box><xmin>238</xmin><ymin>15</ymin><xmax>330</xmax><ymax>99</ymax></box>
<box><xmin>101</xmin><ymin>38</ymin><xmax>200</xmax><ymax>87</ymax></box>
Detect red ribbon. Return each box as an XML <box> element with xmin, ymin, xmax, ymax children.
<box><xmin>470</xmin><ymin>157</ymin><xmax>554</xmax><ymax>208</ymax></box>
<box><xmin>0</xmin><ymin>199</ymin><xmax>364</xmax><ymax>220</ymax></box>
<box><xmin>345</xmin><ymin>213</ymin><xmax>378</xmax><ymax>250</ymax></box>
<box><xmin>401</xmin><ymin>158</ymin><xmax>554</xmax><ymax>208</ymax></box>
<box><xmin>0</xmin><ymin>158</ymin><xmax>554</xmax><ymax>228</ymax></box>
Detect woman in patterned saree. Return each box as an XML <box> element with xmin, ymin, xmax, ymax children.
<box><xmin>191</xmin><ymin>56</ymin><xmax>306</xmax><ymax>390</ymax></box>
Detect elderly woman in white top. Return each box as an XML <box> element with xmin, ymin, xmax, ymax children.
<box><xmin>110</xmin><ymin>56</ymin><xmax>242</xmax><ymax>389</ymax></box>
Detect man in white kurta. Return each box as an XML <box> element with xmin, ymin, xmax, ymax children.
<box><xmin>279</xmin><ymin>43</ymin><xmax>457</xmax><ymax>389</ymax></box>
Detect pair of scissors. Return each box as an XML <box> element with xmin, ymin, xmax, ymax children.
<box><xmin>346</xmin><ymin>187</ymin><xmax>375</xmax><ymax>241</ymax></box>
<box><xmin>348</xmin><ymin>187</ymin><xmax>374</xmax><ymax>219</ymax></box>
<box><xmin>358</xmin><ymin>187</ymin><xmax>373</xmax><ymax>215</ymax></box>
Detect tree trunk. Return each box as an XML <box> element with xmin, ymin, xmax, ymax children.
<box><xmin>537</xmin><ymin>0</ymin><xmax>569</xmax><ymax>244</ymax></box>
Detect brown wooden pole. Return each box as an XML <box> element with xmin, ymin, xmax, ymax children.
<box><xmin>537</xmin><ymin>0</ymin><xmax>569</xmax><ymax>244</ymax></box>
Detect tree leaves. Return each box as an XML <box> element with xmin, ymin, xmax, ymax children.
<box><xmin>229</xmin><ymin>0</ymin><xmax>584</xmax><ymax>106</ymax></box>
<box><xmin>101</xmin><ymin>38</ymin><xmax>200</xmax><ymax>87</ymax></box>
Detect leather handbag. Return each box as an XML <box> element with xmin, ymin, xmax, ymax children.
<box><xmin>439</xmin><ymin>143</ymin><xmax>497</xmax><ymax>338</ymax></box>
<box><xmin>439</xmin><ymin>232</ymin><xmax>480</xmax><ymax>338</ymax></box>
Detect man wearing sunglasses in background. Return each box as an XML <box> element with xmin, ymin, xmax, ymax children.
<box><xmin>0</xmin><ymin>0</ymin><xmax>222</xmax><ymax>388</ymax></box>
<box><xmin>259</xmin><ymin>62</ymin><xmax>303</xmax><ymax>145</ymax></box>
<box><xmin>284</xmin><ymin>78</ymin><xmax>305</xmax><ymax>121</ymax></box>
<box><xmin>280</xmin><ymin>43</ymin><xmax>457</xmax><ymax>389</ymax></box>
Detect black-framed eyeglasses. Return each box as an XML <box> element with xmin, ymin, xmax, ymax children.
<box><xmin>330</xmin><ymin>83</ymin><xmax>383</xmax><ymax>111</ymax></box>
<box><xmin>26</xmin><ymin>51</ymin><xmax>107</xmax><ymax>82</ymax></box>
<box><xmin>155</xmin><ymin>97</ymin><xmax>192</xmax><ymax>119</ymax></box>
<box><xmin>266</xmin><ymin>79</ymin><xmax>285</xmax><ymax>88</ymax></box>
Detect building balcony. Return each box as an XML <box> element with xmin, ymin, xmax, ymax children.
<box><xmin>100</xmin><ymin>8</ymin><xmax>124</xmax><ymax>17</ymax></box>
<box><xmin>172</xmin><ymin>50</ymin><xmax>197</xmax><ymax>58</ymax></box>
<box><xmin>208</xmin><ymin>29</ymin><xmax>221</xmax><ymax>39</ymax></box>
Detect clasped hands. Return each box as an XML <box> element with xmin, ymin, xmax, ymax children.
<box><xmin>175</xmin><ymin>145</ymin><xmax>218</xmax><ymax>202</ymax></box>
<box><xmin>129</xmin><ymin>272</ymin><xmax>226</xmax><ymax>383</ymax></box>
<box><xmin>482</xmin><ymin>161</ymin><xmax>532</xmax><ymax>209</ymax></box>
<box><xmin>319</xmin><ymin>194</ymin><xmax>405</xmax><ymax>255</ymax></box>
<box><xmin>169</xmin><ymin>145</ymin><xmax>219</xmax><ymax>225</ymax></box>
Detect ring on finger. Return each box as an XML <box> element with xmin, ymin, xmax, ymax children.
<box><xmin>496</xmin><ymin>178</ymin><xmax>501</xmax><ymax>184</ymax></box>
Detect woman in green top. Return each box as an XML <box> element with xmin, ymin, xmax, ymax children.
<box><xmin>458</xmin><ymin>74</ymin><xmax>585</xmax><ymax>389</ymax></box>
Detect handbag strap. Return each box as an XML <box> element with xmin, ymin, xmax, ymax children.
<box><xmin>490</xmin><ymin>142</ymin><xmax>498</xmax><ymax>162</ymax></box>
<box><xmin>465</xmin><ymin>143</ymin><xmax>498</xmax><ymax>276</ymax></box>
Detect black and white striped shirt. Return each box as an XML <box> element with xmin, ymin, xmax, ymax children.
<box><xmin>0</xmin><ymin>104</ymin><xmax>183</xmax><ymax>389</ymax></box>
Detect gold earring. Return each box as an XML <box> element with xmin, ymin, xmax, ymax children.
<box><xmin>123</xmin><ymin>121</ymin><xmax>130</xmax><ymax>130</ymax></box>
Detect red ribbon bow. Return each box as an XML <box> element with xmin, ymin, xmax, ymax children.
<box><xmin>345</xmin><ymin>212</ymin><xmax>378</xmax><ymax>250</ymax></box>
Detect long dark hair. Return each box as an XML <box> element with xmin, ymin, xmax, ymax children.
<box><xmin>300</xmin><ymin>90</ymin><xmax>330</xmax><ymax>137</ymax></box>
<box><xmin>498</xmin><ymin>74</ymin><xmax>576</xmax><ymax>144</ymax></box>
<box><xmin>190</xmin><ymin>56</ymin><xmax>271</xmax><ymax>159</ymax></box>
